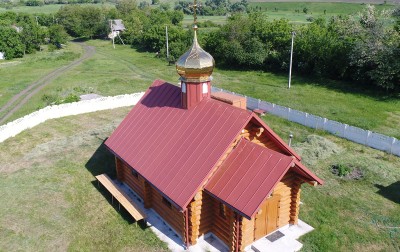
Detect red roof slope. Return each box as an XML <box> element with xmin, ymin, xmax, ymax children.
<box><xmin>105</xmin><ymin>80</ymin><xmax>253</xmax><ymax>210</ymax></box>
<box><xmin>205</xmin><ymin>138</ymin><xmax>295</xmax><ymax>219</ymax></box>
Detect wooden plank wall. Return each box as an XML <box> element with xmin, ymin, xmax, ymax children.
<box><xmin>150</xmin><ymin>187</ymin><xmax>185</xmax><ymax>238</ymax></box>
<box><xmin>115</xmin><ymin>157</ymin><xmax>145</xmax><ymax>199</ymax></box>
<box><xmin>115</xmin><ymin>157</ymin><xmax>185</xmax><ymax>238</ymax></box>
<box><xmin>240</xmin><ymin>122</ymin><xmax>287</xmax><ymax>155</ymax></box>
<box><xmin>188</xmin><ymin>191</ymin><xmax>237</xmax><ymax>250</ymax></box>
<box><xmin>239</xmin><ymin>171</ymin><xmax>302</xmax><ymax>250</ymax></box>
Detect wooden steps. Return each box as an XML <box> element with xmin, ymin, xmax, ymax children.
<box><xmin>95</xmin><ymin>173</ymin><xmax>146</xmax><ymax>221</ymax></box>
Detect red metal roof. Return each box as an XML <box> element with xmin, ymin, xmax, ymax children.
<box><xmin>105</xmin><ymin>79</ymin><xmax>253</xmax><ymax>210</ymax></box>
<box><xmin>205</xmin><ymin>138</ymin><xmax>295</xmax><ymax>219</ymax></box>
<box><xmin>293</xmin><ymin>160</ymin><xmax>324</xmax><ymax>185</ymax></box>
<box><xmin>251</xmin><ymin>116</ymin><xmax>301</xmax><ymax>161</ymax></box>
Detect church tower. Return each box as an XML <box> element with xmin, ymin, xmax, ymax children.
<box><xmin>176</xmin><ymin>22</ymin><xmax>215</xmax><ymax>109</ymax></box>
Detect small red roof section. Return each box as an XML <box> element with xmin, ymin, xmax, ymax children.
<box><xmin>205</xmin><ymin>139</ymin><xmax>322</xmax><ymax>219</ymax></box>
<box><xmin>205</xmin><ymin>138</ymin><xmax>295</xmax><ymax>219</ymax></box>
<box><xmin>105</xmin><ymin>80</ymin><xmax>253</xmax><ymax>210</ymax></box>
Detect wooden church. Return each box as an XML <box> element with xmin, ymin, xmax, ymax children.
<box><xmin>103</xmin><ymin>23</ymin><xmax>323</xmax><ymax>252</ymax></box>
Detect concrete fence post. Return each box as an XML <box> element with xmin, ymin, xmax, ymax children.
<box><xmin>365</xmin><ymin>130</ymin><xmax>372</xmax><ymax>145</ymax></box>
<box><xmin>304</xmin><ymin>113</ymin><xmax>308</xmax><ymax>126</ymax></box>
<box><xmin>390</xmin><ymin>137</ymin><xmax>396</xmax><ymax>154</ymax></box>
<box><xmin>287</xmin><ymin>108</ymin><xmax>291</xmax><ymax>120</ymax></box>
<box><xmin>323</xmin><ymin>118</ymin><xmax>328</xmax><ymax>130</ymax></box>
<box><xmin>343</xmin><ymin>124</ymin><xmax>348</xmax><ymax>138</ymax></box>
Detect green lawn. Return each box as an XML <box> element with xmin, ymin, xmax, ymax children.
<box><xmin>0</xmin><ymin>3</ymin><xmax>115</xmax><ymax>14</ymax></box>
<box><xmin>0</xmin><ymin>43</ymin><xmax>82</xmax><ymax>120</ymax></box>
<box><xmin>0</xmin><ymin>108</ymin><xmax>168</xmax><ymax>251</ymax></box>
<box><xmin>0</xmin><ymin>106</ymin><xmax>398</xmax><ymax>251</ymax></box>
<box><xmin>248</xmin><ymin>2</ymin><xmax>396</xmax><ymax>23</ymax></box>
<box><xmin>2</xmin><ymin>40</ymin><xmax>400</xmax><ymax>139</ymax></box>
<box><xmin>265</xmin><ymin>114</ymin><xmax>400</xmax><ymax>251</ymax></box>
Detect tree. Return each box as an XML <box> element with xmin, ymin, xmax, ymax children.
<box><xmin>57</xmin><ymin>5</ymin><xmax>108</xmax><ymax>38</ymax></box>
<box><xmin>48</xmin><ymin>24</ymin><xmax>69</xmax><ymax>48</ymax></box>
<box><xmin>0</xmin><ymin>26</ymin><xmax>25</xmax><ymax>59</ymax></box>
<box><xmin>116</xmin><ymin>0</ymin><xmax>137</xmax><ymax>16</ymax></box>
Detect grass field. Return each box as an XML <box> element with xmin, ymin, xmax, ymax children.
<box><xmin>0</xmin><ymin>108</ymin><xmax>168</xmax><ymax>251</ymax></box>
<box><xmin>0</xmin><ymin>105</ymin><xmax>398</xmax><ymax>251</ymax></box>
<box><xmin>248</xmin><ymin>2</ymin><xmax>396</xmax><ymax>23</ymax></box>
<box><xmin>2</xmin><ymin>39</ymin><xmax>400</xmax><ymax>139</ymax></box>
<box><xmin>0</xmin><ymin>3</ymin><xmax>115</xmax><ymax>14</ymax></box>
<box><xmin>0</xmin><ymin>43</ymin><xmax>83</xmax><ymax>121</ymax></box>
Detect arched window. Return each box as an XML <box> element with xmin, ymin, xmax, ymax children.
<box><xmin>181</xmin><ymin>82</ymin><xmax>186</xmax><ymax>93</ymax></box>
<box><xmin>202</xmin><ymin>83</ymin><xmax>208</xmax><ymax>94</ymax></box>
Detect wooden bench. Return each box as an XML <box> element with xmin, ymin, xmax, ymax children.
<box><xmin>95</xmin><ymin>174</ymin><xmax>146</xmax><ymax>221</ymax></box>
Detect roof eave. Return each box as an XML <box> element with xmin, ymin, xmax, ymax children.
<box><xmin>251</xmin><ymin>113</ymin><xmax>301</xmax><ymax>161</ymax></box>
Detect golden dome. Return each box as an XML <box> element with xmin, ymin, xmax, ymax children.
<box><xmin>176</xmin><ymin>25</ymin><xmax>215</xmax><ymax>83</ymax></box>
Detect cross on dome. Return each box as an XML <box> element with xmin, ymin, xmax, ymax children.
<box><xmin>189</xmin><ymin>0</ymin><xmax>201</xmax><ymax>25</ymax></box>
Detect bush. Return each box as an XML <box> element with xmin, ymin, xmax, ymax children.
<box><xmin>63</xmin><ymin>94</ymin><xmax>80</xmax><ymax>103</ymax></box>
<box><xmin>0</xmin><ymin>27</ymin><xmax>25</xmax><ymax>59</ymax></box>
<box><xmin>337</xmin><ymin>164</ymin><xmax>351</xmax><ymax>177</ymax></box>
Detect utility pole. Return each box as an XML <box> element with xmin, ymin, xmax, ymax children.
<box><xmin>288</xmin><ymin>31</ymin><xmax>296</xmax><ymax>89</ymax></box>
<box><xmin>166</xmin><ymin>25</ymin><xmax>169</xmax><ymax>60</ymax></box>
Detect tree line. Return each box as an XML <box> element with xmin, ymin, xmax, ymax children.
<box><xmin>0</xmin><ymin>1</ymin><xmax>398</xmax><ymax>91</ymax></box>
<box><xmin>0</xmin><ymin>11</ymin><xmax>68</xmax><ymax>59</ymax></box>
<box><xmin>204</xmin><ymin>6</ymin><xmax>400</xmax><ymax>91</ymax></box>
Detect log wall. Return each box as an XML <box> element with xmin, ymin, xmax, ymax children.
<box><xmin>240</xmin><ymin>122</ymin><xmax>286</xmax><ymax>155</ymax></box>
<box><xmin>238</xmin><ymin>172</ymin><xmax>302</xmax><ymax>250</ymax></box>
<box><xmin>115</xmin><ymin>157</ymin><xmax>145</xmax><ymax>199</ymax></box>
<box><xmin>150</xmin><ymin>187</ymin><xmax>185</xmax><ymax>238</ymax></box>
<box><xmin>115</xmin><ymin>157</ymin><xmax>185</xmax><ymax>238</ymax></box>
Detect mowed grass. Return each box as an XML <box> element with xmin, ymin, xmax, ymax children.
<box><xmin>3</xmin><ymin>39</ymin><xmax>400</xmax><ymax>138</ymax></box>
<box><xmin>0</xmin><ymin>107</ymin><xmax>168</xmax><ymax>251</ymax></box>
<box><xmin>0</xmin><ymin>106</ymin><xmax>398</xmax><ymax>251</ymax></box>
<box><xmin>265</xmin><ymin>114</ymin><xmax>400</xmax><ymax>251</ymax></box>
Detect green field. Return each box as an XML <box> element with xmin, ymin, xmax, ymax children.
<box><xmin>0</xmin><ymin>43</ymin><xmax>83</xmax><ymax>121</ymax></box>
<box><xmin>0</xmin><ymin>108</ymin><xmax>169</xmax><ymax>251</ymax></box>
<box><xmin>0</xmin><ymin>3</ymin><xmax>114</xmax><ymax>14</ymax></box>
<box><xmin>248</xmin><ymin>2</ymin><xmax>396</xmax><ymax>23</ymax></box>
<box><xmin>1</xmin><ymin>40</ymin><xmax>400</xmax><ymax>139</ymax></box>
<box><xmin>0</xmin><ymin>102</ymin><xmax>398</xmax><ymax>251</ymax></box>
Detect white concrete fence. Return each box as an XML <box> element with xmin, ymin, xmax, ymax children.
<box><xmin>212</xmin><ymin>87</ymin><xmax>400</xmax><ymax>157</ymax></box>
<box><xmin>0</xmin><ymin>92</ymin><xmax>144</xmax><ymax>143</ymax></box>
<box><xmin>1</xmin><ymin>88</ymin><xmax>399</xmax><ymax>158</ymax></box>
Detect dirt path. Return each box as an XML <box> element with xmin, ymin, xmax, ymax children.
<box><xmin>0</xmin><ymin>43</ymin><xmax>95</xmax><ymax>125</ymax></box>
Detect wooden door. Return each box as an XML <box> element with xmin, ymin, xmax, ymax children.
<box><xmin>254</xmin><ymin>194</ymin><xmax>281</xmax><ymax>241</ymax></box>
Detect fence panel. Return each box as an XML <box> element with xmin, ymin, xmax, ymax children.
<box><xmin>288</xmin><ymin>109</ymin><xmax>307</xmax><ymax>125</ymax></box>
<box><xmin>246</xmin><ymin>97</ymin><xmax>259</xmax><ymax>110</ymax></box>
<box><xmin>367</xmin><ymin>133</ymin><xmax>393</xmax><ymax>152</ymax></box>
<box><xmin>259</xmin><ymin>101</ymin><xmax>275</xmax><ymax>113</ymax></box>
<box><xmin>324</xmin><ymin>120</ymin><xmax>346</xmax><ymax>137</ymax></box>
<box><xmin>303</xmin><ymin>114</ymin><xmax>325</xmax><ymax>130</ymax></box>
<box><xmin>0</xmin><ymin>92</ymin><xmax>145</xmax><ymax>143</ymax></box>
<box><xmin>345</xmin><ymin>125</ymin><xmax>369</xmax><ymax>145</ymax></box>
<box><xmin>268</xmin><ymin>104</ymin><xmax>289</xmax><ymax>118</ymax></box>
<box><xmin>391</xmin><ymin>139</ymin><xmax>400</xmax><ymax>156</ymax></box>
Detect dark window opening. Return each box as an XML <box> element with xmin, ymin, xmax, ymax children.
<box><xmin>131</xmin><ymin>169</ymin><xmax>139</xmax><ymax>179</ymax></box>
<box><xmin>162</xmin><ymin>196</ymin><xmax>172</xmax><ymax>208</ymax></box>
